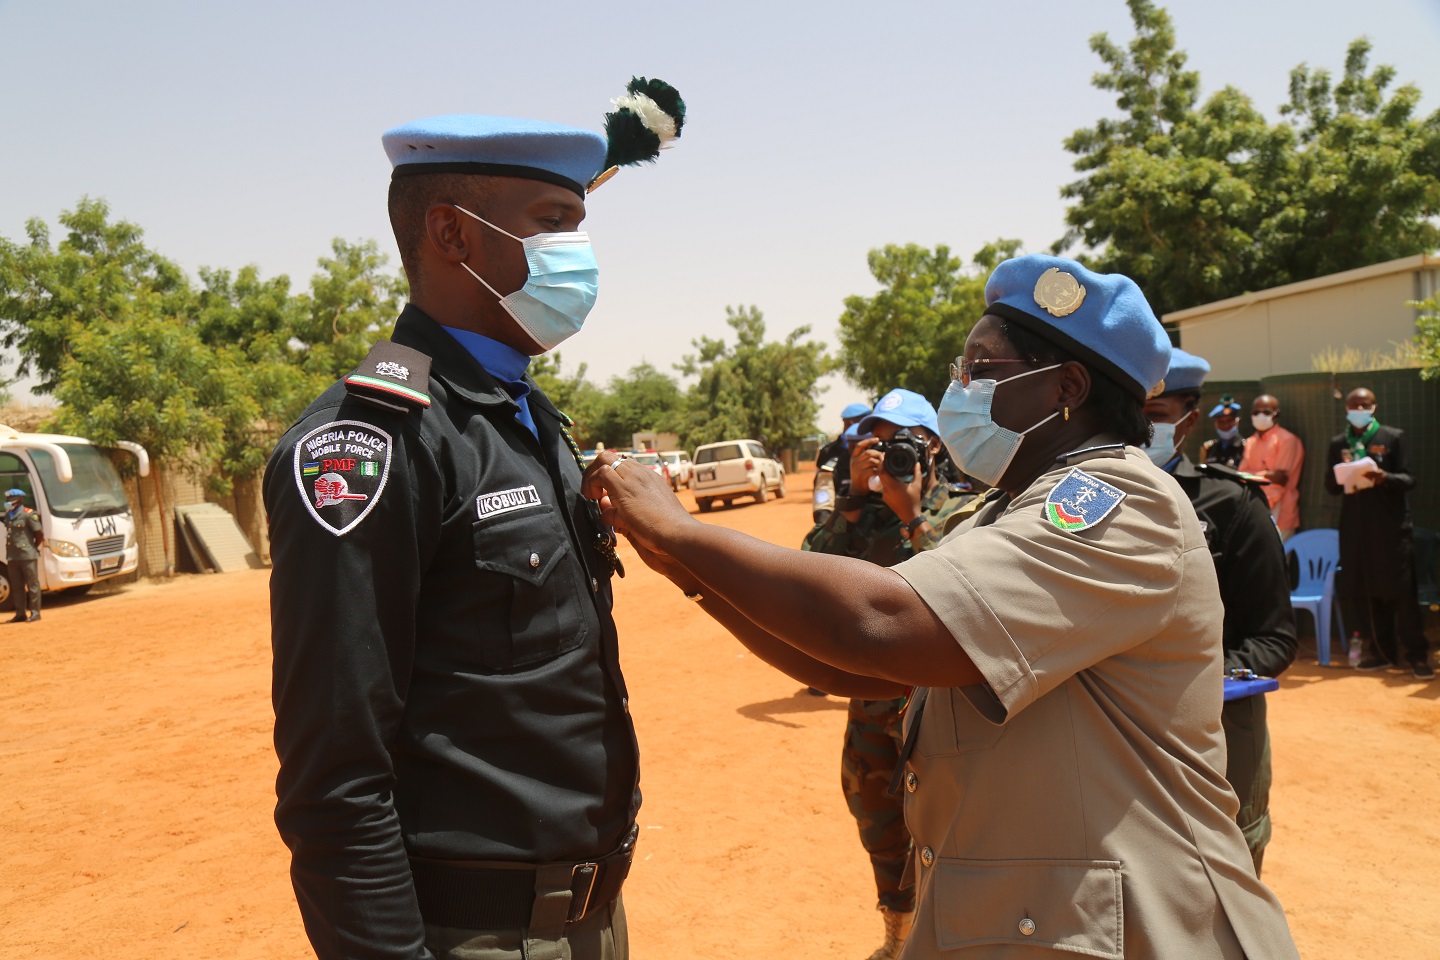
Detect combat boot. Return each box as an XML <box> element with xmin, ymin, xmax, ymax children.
<box><xmin>864</xmin><ymin>905</ymin><xmax>914</xmax><ymax>960</ymax></box>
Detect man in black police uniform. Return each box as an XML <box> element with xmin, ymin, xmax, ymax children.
<box><xmin>265</xmin><ymin>86</ymin><xmax>684</xmax><ymax>960</ymax></box>
<box><xmin>1143</xmin><ymin>349</ymin><xmax>1297</xmax><ymax>874</ymax></box>
<box><xmin>812</xmin><ymin>402</ymin><xmax>871</xmax><ymax>524</ymax></box>
<box><xmin>1201</xmin><ymin>395</ymin><xmax>1245</xmax><ymax>469</ymax></box>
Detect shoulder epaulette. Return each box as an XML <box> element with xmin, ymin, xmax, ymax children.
<box><xmin>344</xmin><ymin>341</ymin><xmax>432</xmax><ymax>414</ymax></box>
<box><xmin>1055</xmin><ymin>442</ymin><xmax>1127</xmax><ymax>465</ymax></box>
<box><xmin>1195</xmin><ymin>461</ymin><xmax>1267</xmax><ymax>486</ymax></box>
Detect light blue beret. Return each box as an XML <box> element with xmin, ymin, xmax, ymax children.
<box><xmin>983</xmin><ymin>254</ymin><xmax>1171</xmax><ymax>400</ymax></box>
<box><xmin>1208</xmin><ymin>397</ymin><xmax>1243</xmax><ymax>418</ymax></box>
<box><xmin>858</xmin><ymin>389</ymin><xmax>940</xmax><ymax>436</ymax></box>
<box><xmin>383</xmin><ymin>115</ymin><xmax>608</xmax><ymax>198</ymax></box>
<box><xmin>1161</xmin><ymin>348</ymin><xmax>1210</xmax><ymax>394</ymax></box>
<box><xmin>841</xmin><ymin>402</ymin><xmax>872</xmax><ymax>420</ymax></box>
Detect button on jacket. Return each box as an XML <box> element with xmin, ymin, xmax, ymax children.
<box><xmin>891</xmin><ymin>445</ymin><xmax>1299</xmax><ymax>959</ymax></box>
<box><xmin>264</xmin><ymin>305</ymin><xmax>639</xmax><ymax>960</ymax></box>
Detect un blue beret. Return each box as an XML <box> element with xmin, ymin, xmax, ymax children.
<box><xmin>983</xmin><ymin>255</ymin><xmax>1171</xmax><ymax>400</ymax></box>
<box><xmin>841</xmin><ymin>402</ymin><xmax>872</xmax><ymax>420</ymax></box>
<box><xmin>382</xmin><ymin>115</ymin><xmax>608</xmax><ymax>198</ymax></box>
<box><xmin>5</xmin><ymin>488</ymin><xmax>24</xmax><ymax>498</ymax></box>
<box><xmin>1208</xmin><ymin>397</ymin><xmax>1243</xmax><ymax>418</ymax></box>
<box><xmin>1161</xmin><ymin>348</ymin><xmax>1210</xmax><ymax>394</ymax></box>
<box><xmin>857</xmin><ymin>389</ymin><xmax>940</xmax><ymax>436</ymax></box>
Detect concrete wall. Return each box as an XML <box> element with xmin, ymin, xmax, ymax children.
<box><xmin>1178</xmin><ymin>268</ymin><xmax>1426</xmax><ymax>381</ymax></box>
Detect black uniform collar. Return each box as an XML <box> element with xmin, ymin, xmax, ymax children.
<box><xmin>1171</xmin><ymin>454</ymin><xmax>1201</xmax><ymax>478</ymax></box>
<box><xmin>390</xmin><ymin>305</ymin><xmax>517</xmax><ymax>409</ymax></box>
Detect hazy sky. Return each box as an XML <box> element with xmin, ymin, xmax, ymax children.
<box><xmin>4</xmin><ymin>0</ymin><xmax>1439</xmax><ymax>426</ymax></box>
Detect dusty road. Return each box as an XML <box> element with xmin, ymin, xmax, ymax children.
<box><xmin>2</xmin><ymin>470</ymin><xmax>1437</xmax><ymax>959</ymax></box>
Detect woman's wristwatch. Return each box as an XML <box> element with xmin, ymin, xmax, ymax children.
<box><xmin>900</xmin><ymin>515</ymin><xmax>928</xmax><ymax>537</ymax></box>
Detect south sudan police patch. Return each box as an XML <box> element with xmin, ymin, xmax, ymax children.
<box><xmin>1044</xmin><ymin>468</ymin><xmax>1126</xmax><ymax>532</ymax></box>
<box><xmin>292</xmin><ymin>420</ymin><xmax>393</xmax><ymax>536</ymax></box>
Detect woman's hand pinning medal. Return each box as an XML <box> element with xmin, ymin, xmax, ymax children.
<box><xmin>581</xmin><ymin>450</ymin><xmax>695</xmax><ymax>557</ymax></box>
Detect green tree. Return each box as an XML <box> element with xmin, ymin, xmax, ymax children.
<box><xmin>676</xmin><ymin>305</ymin><xmax>834</xmax><ymax>450</ymax></box>
<box><xmin>1056</xmin><ymin>0</ymin><xmax>1440</xmax><ymax>317</ymax></box>
<box><xmin>530</xmin><ymin>351</ymin><xmax>608</xmax><ymax>446</ymax></box>
<box><xmin>0</xmin><ymin>197</ymin><xmax>192</xmax><ymax>390</ymax></box>
<box><xmin>47</xmin><ymin>309</ymin><xmax>227</xmax><ymax>575</ymax></box>
<box><xmin>588</xmin><ymin>362</ymin><xmax>683</xmax><ymax>448</ymax></box>
<box><xmin>1414</xmin><ymin>294</ymin><xmax>1440</xmax><ymax>381</ymax></box>
<box><xmin>291</xmin><ymin>238</ymin><xmax>407</xmax><ymax>382</ymax></box>
<box><xmin>837</xmin><ymin>240</ymin><xmax>1020</xmax><ymax>402</ymax></box>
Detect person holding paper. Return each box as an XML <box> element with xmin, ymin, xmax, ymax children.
<box><xmin>1325</xmin><ymin>387</ymin><xmax>1433</xmax><ymax>680</ymax></box>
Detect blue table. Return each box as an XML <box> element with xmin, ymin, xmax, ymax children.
<box><xmin>1223</xmin><ymin>676</ymin><xmax>1279</xmax><ymax>701</ymax></box>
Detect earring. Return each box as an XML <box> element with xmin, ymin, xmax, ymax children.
<box><xmin>1063</xmin><ymin>406</ymin><xmax>1070</xmax><ymax>421</ymax></box>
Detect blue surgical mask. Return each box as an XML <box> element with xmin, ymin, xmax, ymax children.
<box><xmin>1346</xmin><ymin>408</ymin><xmax>1376</xmax><ymax>430</ymax></box>
<box><xmin>937</xmin><ymin>364</ymin><xmax>1062</xmax><ymax>486</ymax></box>
<box><xmin>454</xmin><ymin>205</ymin><xmax>599</xmax><ymax>354</ymax></box>
<box><xmin>1216</xmin><ymin>424</ymin><xmax>1239</xmax><ymax>441</ymax></box>
<box><xmin>1144</xmin><ymin>420</ymin><xmax>1179</xmax><ymax>467</ymax></box>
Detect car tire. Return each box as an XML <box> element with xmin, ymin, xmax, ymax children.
<box><xmin>776</xmin><ymin>473</ymin><xmax>787</xmax><ymax>498</ymax></box>
<box><xmin>698</xmin><ymin>498</ymin><xmax>713</xmax><ymax>513</ymax></box>
<box><xmin>755</xmin><ymin>480</ymin><xmax>769</xmax><ymax>504</ymax></box>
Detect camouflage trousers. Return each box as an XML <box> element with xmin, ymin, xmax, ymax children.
<box><xmin>841</xmin><ymin>697</ymin><xmax>914</xmax><ymax>912</ymax></box>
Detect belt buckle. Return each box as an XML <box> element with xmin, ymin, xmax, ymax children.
<box><xmin>569</xmin><ymin>861</ymin><xmax>599</xmax><ymax>922</ymax></box>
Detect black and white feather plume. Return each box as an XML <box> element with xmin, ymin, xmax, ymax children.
<box><xmin>589</xmin><ymin>77</ymin><xmax>686</xmax><ymax>191</ymax></box>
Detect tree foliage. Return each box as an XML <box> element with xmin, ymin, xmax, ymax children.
<box><xmin>1056</xmin><ymin>0</ymin><xmax>1440</xmax><ymax>317</ymax></box>
<box><xmin>676</xmin><ymin>305</ymin><xmax>834</xmax><ymax>450</ymax></box>
<box><xmin>1415</xmin><ymin>295</ymin><xmax>1440</xmax><ymax>381</ymax></box>
<box><xmin>836</xmin><ymin>241</ymin><xmax>1020</xmax><ymax>403</ymax></box>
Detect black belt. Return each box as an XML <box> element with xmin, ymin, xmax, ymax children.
<box><xmin>409</xmin><ymin>826</ymin><xmax>637</xmax><ymax>931</ymax></box>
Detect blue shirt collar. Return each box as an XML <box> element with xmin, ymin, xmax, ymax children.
<box><xmin>440</xmin><ymin>326</ymin><xmax>532</xmax><ymax>385</ymax></box>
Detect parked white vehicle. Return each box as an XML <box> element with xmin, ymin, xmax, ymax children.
<box><xmin>692</xmin><ymin>439</ymin><xmax>785</xmax><ymax>512</ymax></box>
<box><xmin>659</xmin><ymin>450</ymin><xmax>694</xmax><ymax>491</ymax></box>
<box><xmin>0</xmin><ymin>425</ymin><xmax>149</xmax><ymax>608</ymax></box>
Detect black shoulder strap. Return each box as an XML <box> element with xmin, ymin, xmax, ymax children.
<box><xmin>1196</xmin><ymin>461</ymin><xmax>1267</xmax><ymax>487</ymax></box>
<box><xmin>1054</xmin><ymin>442</ymin><xmax>1127</xmax><ymax>465</ymax></box>
<box><xmin>344</xmin><ymin>341</ymin><xmax>433</xmax><ymax>414</ymax></box>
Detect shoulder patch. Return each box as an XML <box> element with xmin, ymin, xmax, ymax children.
<box><xmin>292</xmin><ymin>419</ymin><xmax>393</xmax><ymax>536</ymax></box>
<box><xmin>1044</xmin><ymin>468</ymin><xmax>1127</xmax><ymax>532</ymax></box>
<box><xmin>345</xmin><ymin>341</ymin><xmax>432</xmax><ymax>412</ymax></box>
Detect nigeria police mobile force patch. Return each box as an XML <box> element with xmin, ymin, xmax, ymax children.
<box><xmin>1044</xmin><ymin>468</ymin><xmax>1126</xmax><ymax>532</ymax></box>
<box><xmin>293</xmin><ymin>420</ymin><xmax>393</xmax><ymax>536</ymax></box>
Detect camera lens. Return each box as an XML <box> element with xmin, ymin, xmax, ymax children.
<box><xmin>883</xmin><ymin>443</ymin><xmax>919</xmax><ymax>479</ymax></box>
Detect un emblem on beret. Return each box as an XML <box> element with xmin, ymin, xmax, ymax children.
<box><xmin>1033</xmin><ymin>268</ymin><xmax>1086</xmax><ymax>317</ymax></box>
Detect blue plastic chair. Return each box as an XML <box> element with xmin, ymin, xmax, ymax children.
<box><xmin>1286</xmin><ymin>529</ymin><xmax>1345</xmax><ymax>665</ymax></box>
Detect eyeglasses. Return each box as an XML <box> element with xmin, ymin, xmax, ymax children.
<box><xmin>949</xmin><ymin>357</ymin><xmax>1036</xmax><ymax>387</ymax></box>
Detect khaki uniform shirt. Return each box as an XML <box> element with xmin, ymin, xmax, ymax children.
<box><xmin>892</xmin><ymin>445</ymin><xmax>1299</xmax><ymax>959</ymax></box>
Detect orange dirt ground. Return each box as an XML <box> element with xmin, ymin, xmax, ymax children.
<box><xmin>3</xmin><ymin>469</ymin><xmax>1438</xmax><ymax>959</ymax></box>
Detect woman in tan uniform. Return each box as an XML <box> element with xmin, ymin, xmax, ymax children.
<box><xmin>584</xmin><ymin>254</ymin><xmax>1299</xmax><ymax>959</ymax></box>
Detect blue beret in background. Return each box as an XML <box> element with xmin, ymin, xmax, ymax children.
<box><xmin>841</xmin><ymin>402</ymin><xmax>873</xmax><ymax>420</ymax></box>
<box><xmin>858</xmin><ymin>388</ymin><xmax>940</xmax><ymax>436</ymax></box>
<box><xmin>1161</xmin><ymin>348</ymin><xmax>1211</xmax><ymax>394</ymax></box>
<box><xmin>1208</xmin><ymin>397</ymin><xmax>1244</xmax><ymax>417</ymax></box>
<box><xmin>983</xmin><ymin>254</ymin><xmax>1171</xmax><ymax>400</ymax></box>
<box><xmin>383</xmin><ymin>115</ymin><xmax>608</xmax><ymax>197</ymax></box>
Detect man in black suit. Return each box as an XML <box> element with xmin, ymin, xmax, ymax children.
<box><xmin>1325</xmin><ymin>387</ymin><xmax>1433</xmax><ymax>681</ymax></box>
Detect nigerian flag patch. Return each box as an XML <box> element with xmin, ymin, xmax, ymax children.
<box><xmin>1044</xmin><ymin>468</ymin><xmax>1126</xmax><ymax>532</ymax></box>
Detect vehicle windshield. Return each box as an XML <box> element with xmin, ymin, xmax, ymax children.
<box><xmin>662</xmin><ymin>453</ymin><xmax>684</xmax><ymax>465</ymax></box>
<box><xmin>632</xmin><ymin>452</ymin><xmax>662</xmax><ymax>465</ymax></box>
<box><xmin>29</xmin><ymin>444</ymin><xmax>131</xmax><ymax>519</ymax></box>
<box><xmin>696</xmin><ymin>444</ymin><xmax>743</xmax><ymax>464</ymax></box>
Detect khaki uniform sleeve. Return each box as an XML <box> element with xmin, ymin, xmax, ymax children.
<box><xmin>894</xmin><ymin>456</ymin><xmax>1192</xmax><ymax>721</ymax></box>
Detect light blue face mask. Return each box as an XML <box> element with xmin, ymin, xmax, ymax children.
<box><xmin>1215</xmin><ymin>424</ymin><xmax>1239</xmax><ymax>441</ymax></box>
<box><xmin>1346</xmin><ymin>407</ymin><xmax>1376</xmax><ymax>430</ymax></box>
<box><xmin>1144</xmin><ymin>420</ymin><xmax>1180</xmax><ymax>467</ymax></box>
<box><xmin>937</xmin><ymin>364</ymin><xmax>1062</xmax><ymax>487</ymax></box>
<box><xmin>454</xmin><ymin>205</ymin><xmax>599</xmax><ymax>354</ymax></box>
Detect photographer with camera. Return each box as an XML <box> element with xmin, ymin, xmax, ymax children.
<box><xmin>801</xmin><ymin>388</ymin><xmax>977</xmax><ymax>960</ymax></box>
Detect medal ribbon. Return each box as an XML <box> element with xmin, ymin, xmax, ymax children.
<box><xmin>1346</xmin><ymin>419</ymin><xmax>1380</xmax><ymax>462</ymax></box>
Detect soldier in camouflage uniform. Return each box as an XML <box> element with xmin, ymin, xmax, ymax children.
<box><xmin>801</xmin><ymin>389</ymin><xmax>978</xmax><ymax>960</ymax></box>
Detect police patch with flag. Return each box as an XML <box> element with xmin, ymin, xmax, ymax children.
<box><xmin>292</xmin><ymin>419</ymin><xmax>393</xmax><ymax>536</ymax></box>
<box><xmin>1044</xmin><ymin>468</ymin><xmax>1126</xmax><ymax>532</ymax></box>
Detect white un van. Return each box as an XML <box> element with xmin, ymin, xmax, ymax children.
<box><xmin>0</xmin><ymin>425</ymin><xmax>149</xmax><ymax>608</ymax></box>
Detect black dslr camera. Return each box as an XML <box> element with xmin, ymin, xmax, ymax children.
<box><xmin>875</xmin><ymin>429</ymin><xmax>930</xmax><ymax>480</ymax></box>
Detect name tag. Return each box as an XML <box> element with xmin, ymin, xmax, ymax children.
<box><xmin>476</xmin><ymin>485</ymin><xmax>542</xmax><ymax>520</ymax></box>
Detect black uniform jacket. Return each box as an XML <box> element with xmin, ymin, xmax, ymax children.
<box><xmin>1171</xmin><ymin>456</ymin><xmax>1297</xmax><ymax>678</ymax></box>
<box><xmin>1324</xmin><ymin>424</ymin><xmax>1417</xmax><ymax>599</ymax></box>
<box><xmin>264</xmin><ymin>305</ymin><xmax>639</xmax><ymax>959</ymax></box>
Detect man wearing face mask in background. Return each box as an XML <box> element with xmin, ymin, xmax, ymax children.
<box><xmin>1325</xmin><ymin>388</ymin><xmax>1433</xmax><ymax>681</ymax></box>
<box><xmin>1239</xmin><ymin>394</ymin><xmax>1304</xmax><ymax>540</ymax></box>
<box><xmin>1201</xmin><ymin>395</ymin><xmax>1245</xmax><ymax>469</ymax></box>
<box><xmin>1143</xmin><ymin>350</ymin><xmax>1297</xmax><ymax>874</ymax></box>
<box><xmin>264</xmin><ymin>82</ymin><xmax>685</xmax><ymax>960</ymax></box>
